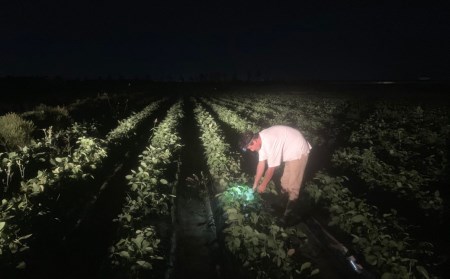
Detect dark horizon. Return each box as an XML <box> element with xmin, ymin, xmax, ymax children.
<box><xmin>2</xmin><ymin>1</ymin><xmax>450</xmax><ymax>82</ymax></box>
<box><xmin>2</xmin><ymin>75</ymin><xmax>450</xmax><ymax>83</ymax></box>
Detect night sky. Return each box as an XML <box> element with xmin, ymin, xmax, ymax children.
<box><xmin>2</xmin><ymin>1</ymin><xmax>450</xmax><ymax>81</ymax></box>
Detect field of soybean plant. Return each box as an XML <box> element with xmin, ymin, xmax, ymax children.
<box><xmin>1</xmin><ymin>82</ymin><xmax>449</xmax><ymax>279</ymax></box>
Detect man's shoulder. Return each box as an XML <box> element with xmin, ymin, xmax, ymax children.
<box><xmin>263</xmin><ymin>125</ymin><xmax>298</xmax><ymax>135</ymax></box>
<box><xmin>263</xmin><ymin>125</ymin><xmax>285</xmax><ymax>132</ymax></box>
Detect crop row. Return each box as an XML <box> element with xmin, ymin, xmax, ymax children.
<box><xmin>193</xmin><ymin>99</ymin><xmax>318</xmax><ymax>278</ymax></box>
<box><xmin>106</xmin><ymin>100</ymin><xmax>183</xmax><ymax>278</ymax></box>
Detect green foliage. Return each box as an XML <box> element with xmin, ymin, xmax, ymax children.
<box><xmin>0</xmin><ymin>195</ymin><xmax>33</xmax><ymax>267</ymax></box>
<box><xmin>304</xmin><ymin>171</ymin><xmax>434</xmax><ymax>278</ymax></box>
<box><xmin>217</xmin><ymin>185</ymin><xmax>318</xmax><ymax>278</ymax></box>
<box><xmin>0</xmin><ymin>113</ymin><xmax>35</xmax><ymax>151</ymax></box>
<box><xmin>110</xmin><ymin>227</ymin><xmax>163</xmax><ymax>274</ymax></box>
<box><xmin>109</xmin><ymin>101</ymin><xmax>183</xmax><ymax>275</ymax></box>
<box><xmin>50</xmin><ymin>136</ymin><xmax>107</xmax><ymax>179</ymax></box>
<box><xmin>194</xmin><ymin>100</ymin><xmax>318</xmax><ymax>278</ymax></box>
<box><xmin>331</xmin><ymin>101</ymin><xmax>449</xmax><ymax>214</ymax></box>
<box><xmin>18</xmin><ymin>135</ymin><xmax>107</xmax><ymax>196</ymax></box>
<box><xmin>193</xmin><ymin>102</ymin><xmax>247</xmax><ymax>193</ymax></box>
<box><xmin>106</xmin><ymin>101</ymin><xmax>162</xmax><ymax>144</ymax></box>
<box><xmin>0</xmin><ymin>150</ymin><xmax>29</xmax><ymax>191</ymax></box>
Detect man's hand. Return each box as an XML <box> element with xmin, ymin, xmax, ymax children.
<box><xmin>257</xmin><ymin>186</ymin><xmax>266</xmax><ymax>193</ymax></box>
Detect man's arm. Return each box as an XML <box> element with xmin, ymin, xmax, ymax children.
<box><xmin>253</xmin><ymin>160</ymin><xmax>266</xmax><ymax>190</ymax></box>
<box><xmin>257</xmin><ymin>166</ymin><xmax>275</xmax><ymax>193</ymax></box>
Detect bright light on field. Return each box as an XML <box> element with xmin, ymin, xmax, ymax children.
<box><xmin>231</xmin><ymin>184</ymin><xmax>255</xmax><ymax>201</ymax></box>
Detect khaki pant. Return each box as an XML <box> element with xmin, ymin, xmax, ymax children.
<box><xmin>280</xmin><ymin>154</ymin><xmax>309</xmax><ymax>201</ymax></box>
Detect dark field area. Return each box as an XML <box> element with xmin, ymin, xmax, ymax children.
<box><xmin>2</xmin><ymin>78</ymin><xmax>450</xmax><ymax>113</ymax></box>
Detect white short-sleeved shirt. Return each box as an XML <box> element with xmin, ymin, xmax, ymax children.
<box><xmin>258</xmin><ymin>125</ymin><xmax>312</xmax><ymax>168</ymax></box>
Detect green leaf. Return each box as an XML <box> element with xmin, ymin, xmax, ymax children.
<box><xmin>160</xmin><ymin>179</ymin><xmax>168</xmax><ymax>184</ymax></box>
<box><xmin>300</xmin><ymin>262</ymin><xmax>311</xmax><ymax>271</ymax></box>
<box><xmin>252</xmin><ymin>237</ymin><xmax>258</xmax><ymax>245</ymax></box>
<box><xmin>0</xmin><ymin>222</ymin><xmax>5</xmax><ymax>232</ymax></box>
<box><xmin>119</xmin><ymin>251</ymin><xmax>130</xmax><ymax>259</ymax></box>
<box><xmin>365</xmin><ymin>254</ymin><xmax>377</xmax><ymax>265</ymax></box>
<box><xmin>133</xmin><ymin>236</ymin><xmax>144</xmax><ymax>247</ymax></box>
<box><xmin>351</xmin><ymin>214</ymin><xmax>367</xmax><ymax>223</ymax></box>
<box><xmin>16</xmin><ymin>261</ymin><xmax>26</xmax><ymax>269</ymax></box>
<box><xmin>19</xmin><ymin>234</ymin><xmax>32</xmax><ymax>241</ymax></box>
<box><xmin>228</xmin><ymin>213</ymin><xmax>238</xmax><ymax>221</ymax></box>
<box><xmin>136</xmin><ymin>260</ymin><xmax>152</xmax><ymax>269</ymax></box>
<box><xmin>416</xmin><ymin>266</ymin><xmax>430</xmax><ymax>279</ymax></box>
<box><xmin>381</xmin><ymin>273</ymin><xmax>396</xmax><ymax>279</ymax></box>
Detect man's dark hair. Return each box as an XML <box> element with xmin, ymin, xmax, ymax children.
<box><xmin>239</xmin><ymin>131</ymin><xmax>257</xmax><ymax>151</ymax></box>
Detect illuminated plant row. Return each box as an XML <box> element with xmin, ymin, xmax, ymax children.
<box><xmin>202</xmin><ymin>96</ymin><xmax>436</xmax><ymax>278</ymax></box>
<box><xmin>332</xmin><ymin>103</ymin><xmax>448</xmax><ymax>212</ymax></box>
<box><xmin>193</xmin><ymin>99</ymin><xmax>318</xmax><ymax>278</ymax></box>
<box><xmin>0</xmin><ymin>100</ymin><xmax>163</xmax><ymax>270</ymax></box>
<box><xmin>193</xmin><ymin>99</ymin><xmax>245</xmax><ymax>191</ymax></box>
<box><xmin>212</xmin><ymin>94</ymin><xmax>282</xmax><ymax>118</ymax></box>
<box><xmin>213</xmin><ymin>95</ymin><xmax>280</xmax><ymax>131</ymax></box>
<box><xmin>106</xmin><ymin>99</ymin><xmax>165</xmax><ymax>144</ymax></box>
<box><xmin>200</xmin><ymin>98</ymin><xmax>259</xmax><ymax>133</ymax></box>
<box><xmin>108</xmin><ymin>100</ymin><xmax>183</xmax><ymax>277</ymax></box>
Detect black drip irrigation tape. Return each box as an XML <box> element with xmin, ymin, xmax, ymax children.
<box><xmin>303</xmin><ymin>217</ymin><xmax>377</xmax><ymax>279</ymax></box>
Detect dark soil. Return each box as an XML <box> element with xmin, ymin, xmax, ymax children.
<box><xmin>168</xmin><ymin>97</ymin><xmax>222</xmax><ymax>279</ymax></box>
